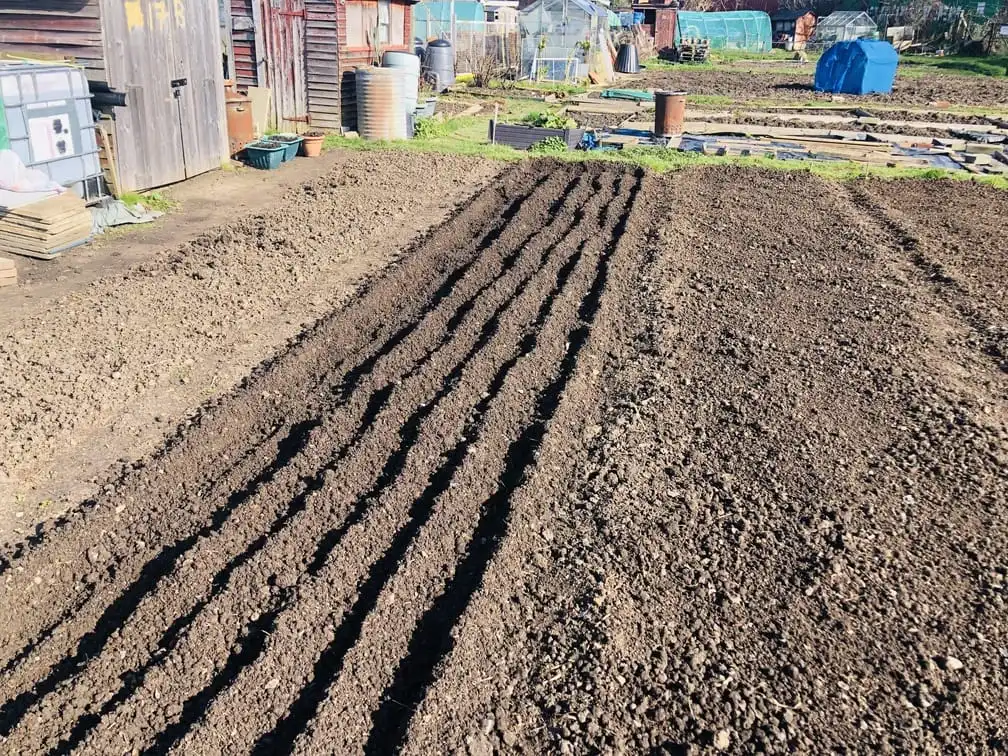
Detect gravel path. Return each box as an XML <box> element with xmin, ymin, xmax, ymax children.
<box><xmin>0</xmin><ymin>162</ymin><xmax>1005</xmax><ymax>754</ymax></box>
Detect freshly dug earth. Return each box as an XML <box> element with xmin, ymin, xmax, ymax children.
<box><xmin>635</xmin><ymin>67</ymin><xmax>1008</xmax><ymax>108</ymax></box>
<box><xmin>1</xmin><ymin>162</ymin><xmax>1006</xmax><ymax>755</ymax></box>
<box><xmin>693</xmin><ymin>112</ymin><xmax>962</xmax><ymax>139</ymax></box>
<box><xmin>0</xmin><ymin>151</ymin><xmax>501</xmax><ymax>538</ymax></box>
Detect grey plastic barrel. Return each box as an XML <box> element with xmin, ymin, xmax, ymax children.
<box><xmin>422</xmin><ymin>39</ymin><xmax>455</xmax><ymax>93</ymax></box>
<box><xmin>355</xmin><ymin>67</ymin><xmax>409</xmax><ymax>141</ymax></box>
<box><xmin>0</xmin><ymin>61</ymin><xmax>103</xmax><ymax>200</ymax></box>
<box><xmin>381</xmin><ymin>51</ymin><xmax>420</xmax><ymax>116</ymax></box>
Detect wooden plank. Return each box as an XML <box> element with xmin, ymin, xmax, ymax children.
<box><xmin>0</xmin><ymin>194</ymin><xmax>87</xmax><ymax>220</ymax></box>
<box><xmin>0</xmin><ymin>236</ymin><xmax>89</xmax><ymax>260</ymax></box>
<box><xmin>0</xmin><ymin>216</ymin><xmax>93</xmax><ymax>239</ymax></box>
<box><xmin>0</xmin><ymin>224</ymin><xmax>92</xmax><ymax>250</ymax></box>
<box><xmin>0</xmin><ymin>1</ymin><xmax>106</xmax><ymax>80</ymax></box>
<box><xmin>250</xmin><ymin>0</ymin><xmax>267</xmax><ymax>87</ymax></box>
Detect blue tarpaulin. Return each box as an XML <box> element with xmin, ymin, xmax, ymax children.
<box><xmin>814</xmin><ymin>40</ymin><xmax>899</xmax><ymax>95</ymax></box>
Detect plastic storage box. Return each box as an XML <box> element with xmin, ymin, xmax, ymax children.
<box><xmin>245</xmin><ymin>140</ymin><xmax>287</xmax><ymax>170</ymax></box>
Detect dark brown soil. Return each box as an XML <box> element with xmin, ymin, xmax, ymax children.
<box><xmin>573</xmin><ymin>111</ymin><xmax>632</xmax><ymax>130</ymax></box>
<box><xmin>695</xmin><ymin>113</ymin><xmax>960</xmax><ymax>139</ymax></box>
<box><xmin>0</xmin><ymin>162</ymin><xmax>1006</xmax><ymax>755</ymax></box>
<box><xmin>0</xmin><ymin>151</ymin><xmax>500</xmax><ymax>538</ymax></box>
<box><xmin>635</xmin><ymin>67</ymin><xmax>1008</xmax><ymax>108</ymax></box>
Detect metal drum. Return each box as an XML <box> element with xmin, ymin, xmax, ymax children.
<box><xmin>654</xmin><ymin>90</ymin><xmax>687</xmax><ymax>136</ymax></box>
<box><xmin>422</xmin><ymin>39</ymin><xmax>455</xmax><ymax>93</ymax></box>
<box><xmin>355</xmin><ymin>67</ymin><xmax>409</xmax><ymax>140</ymax></box>
<box><xmin>382</xmin><ymin>51</ymin><xmax>421</xmax><ymax>116</ymax></box>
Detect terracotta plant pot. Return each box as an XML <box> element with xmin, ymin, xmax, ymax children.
<box><xmin>300</xmin><ymin>134</ymin><xmax>324</xmax><ymax>157</ymax></box>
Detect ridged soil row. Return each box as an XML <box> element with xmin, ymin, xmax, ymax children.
<box><xmin>288</xmin><ymin>170</ymin><xmax>644</xmax><ymax>756</ymax></box>
<box><xmin>397</xmin><ymin>171</ymin><xmax>658</xmax><ymax>756</ymax></box>
<box><xmin>148</xmin><ymin>168</ymin><xmax>615</xmax><ymax>756</ymax></box>
<box><xmin>0</xmin><ymin>163</ymin><xmax>540</xmax><ymax>659</ymax></box>
<box><xmin>0</xmin><ymin>165</ymin><xmax>594</xmax><ymax>756</ymax></box>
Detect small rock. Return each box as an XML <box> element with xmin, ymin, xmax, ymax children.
<box><xmin>713</xmin><ymin>729</ymin><xmax>731</xmax><ymax>751</ymax></box>
<box><xmin>481</xmin><ymin>717</ymin><xmax>495</xmax><ymax>736</ymax></box>
<box><xmin>264</xmin><ymin>678</ymin><xmax>280</xmax><ymax>691</ymax></box>
<box><xmin>943</xmin><ymin>656</ymin><xmax>964</xmax><ymax>672</ymax></box>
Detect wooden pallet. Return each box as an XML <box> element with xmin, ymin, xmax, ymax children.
<box><xmin>0</xmin><ymin>193</ymin><xmax>91</xmax><ymax>260</ymax></box>
<box><xmin>678</xmin><ymin>39</ymin><xmax>710</xmax><ymax>64</ymax></box>
<box><xmin>0</xmin><ymin>256</ymin><xmax>16</xmax><ymax>288</ymax></box>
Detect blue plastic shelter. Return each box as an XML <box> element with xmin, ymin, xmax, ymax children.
<box><xmin>814</xmin><ymin>40</ymin><xmax>899</xmax><ymax>95</ymax></box>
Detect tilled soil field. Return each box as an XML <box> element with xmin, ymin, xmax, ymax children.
<box><xmin>1</xmin><ymin>161</ymin><xmax>1007</xmax><ymax>755</ymax></box>
<box><xmin>635</xmin><ymin>67</ymin><xmax>1008</xmax><ymax>108</ymax></box>
<box><xmin>0</xmin><ymin>152</ymin><xmax>500</xmax><ymax>536</ymax></box>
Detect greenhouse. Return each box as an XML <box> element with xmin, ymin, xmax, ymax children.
<box><xmin>519</xmin><ymin>0</ymin><xmax>611</xmax><ymax>81</ymax></box>
<box><xmin>674</xmin><ymin>11</ymin><xmax>772</xmax><ymax>53</ymax></box>
<box><xmin>812</xmin><ymin>11</ymin><xmax>878</xmax><ymax>45</ymax></box>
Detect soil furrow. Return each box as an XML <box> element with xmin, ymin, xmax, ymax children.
<box><xmin>0</xmin><ymin>167</ymin><xmax>565</xmax><ymax>744</ymax></box>
<box><xmin>161</xmin><ymin>168</ymin><xmax>630</xmax><ymax>756</ymax></box>
<box><xmin>0</xmin><ymin>165</ymin><xmax>535</xmax><ymax>658</ymax></box>
<box><xmin>845</xmin><ymin>182</ymin><xmax>1007</xmax><ymax>372</ymax></box>
<box><xmin>315</xmin><ymin>172</ymin><xmax>643</xmax><ymax>756</ymax></box>
<box><xmin>21</xmin><ymin>165</ymin><xmax>596</xmax><ymax>756</ymax></box>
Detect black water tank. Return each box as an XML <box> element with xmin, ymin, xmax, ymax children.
<box><xmin>615</xmin><ymin>43</ymin><xmax>640</xmax><ymax>74</ymax></box>
<box><xmin>422</xmin><ymin>39</ymin><xmax>455</xmax><ymax>92</ymax></box>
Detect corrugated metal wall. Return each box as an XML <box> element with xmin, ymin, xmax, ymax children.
<box><xmin>0</xmin><ymin>0</ymin><xmax>106</xmax><ymax>81</ymax></box>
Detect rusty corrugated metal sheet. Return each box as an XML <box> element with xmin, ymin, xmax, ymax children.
<box><xmin>0</xmin><ymin>0</ymin><xmax>106</xmax><ymax>80</ymax></box>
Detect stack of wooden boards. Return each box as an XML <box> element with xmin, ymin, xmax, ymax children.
<box><xmin>0</xmin><ymin>257</ymin><xmax>15</xmax><ymax>288</ymax></box>
<box><xmin>0</xmin><ymin>193</ymin><xmax>92</xmax><ymax>260</ymax></box>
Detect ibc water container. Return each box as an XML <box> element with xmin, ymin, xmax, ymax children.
<box><xmin>0</xmin><ymin>61</ymin><xmax>103</xmax><ymax>200</ymax></box>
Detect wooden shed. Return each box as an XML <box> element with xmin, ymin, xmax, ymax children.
<box><xmin>224</xmin><ymin>0</ymin><xmax>417</xmax><ymax>132</ymax></box>
<box><xmin>770</xmin><ymin>9</ymin><xmax>816</xmax><ymax>49</ymax></box>
<box><xmin>0</xmin><ymin>0</ymin><xmax>228</xmax><ymax>193</ymax></box>
<box><xmin>632</xmin><ymin>2</ymin><xmax>677</xmax><ymax>55</ymax></box>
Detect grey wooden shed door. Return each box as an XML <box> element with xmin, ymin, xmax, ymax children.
<box><xmin>102</xmin><ymin>0</ymin><xmax>228</xmax><ymax>191</ymax></box>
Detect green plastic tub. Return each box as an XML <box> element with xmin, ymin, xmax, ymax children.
<box><xmin>246</xmin><ymin>140</ymin><xmax>286</xmax><ymax>170</ymax></box>
<box><xmin>276</xmin><ymin>135</ymin><xmax>303</xmax><ymax>161</ymax></box>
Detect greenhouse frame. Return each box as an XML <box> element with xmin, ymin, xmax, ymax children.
<box><xmin>812</xmin><ymin>11</ymin><xmax>878</xmax><ymax>45</ymax></box>
<box><xmin>675</xmin><ymin>11</ymin><xmax>773</xmax><ymax>53</ymax></box>
<box><xmin>519</xmin><ymin>0</ymin><xmax>610</xmax><ymax>81</ymax></box>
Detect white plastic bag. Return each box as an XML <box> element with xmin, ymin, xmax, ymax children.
<box><xmin>0</xmin><ymin>149</ymin><xmax>64</xmax><ymax>194</ymax></box>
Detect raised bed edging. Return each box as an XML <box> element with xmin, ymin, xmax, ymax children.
<box><xmin>489</xmin><ymin>122</ymin><xmax>585</xmax><ymax>151</ymax></box>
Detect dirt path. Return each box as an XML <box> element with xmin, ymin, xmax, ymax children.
<box><xmin>0</xmin><ymin>151</ymin><xmax>501</xmax><ymax>537</ymax></box>
<box><xmin>0</xmin><ymin>162</ymin><xmax>1005</xmax><ymax>754</ymax></box>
